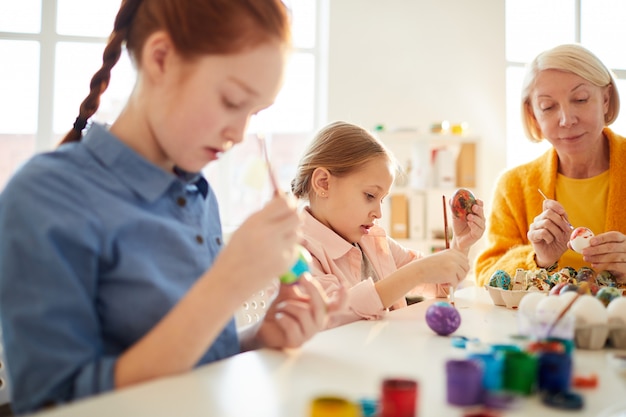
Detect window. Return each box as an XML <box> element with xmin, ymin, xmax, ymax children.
<box><xmin>0</xmin><ymin>0</ymin><xmax>326</xmax><ymax>232</ymax></box>
<box><xmin>505</xmin><ymin>0</ymin><xmax>626</xmax><ymax>167</ymax></box>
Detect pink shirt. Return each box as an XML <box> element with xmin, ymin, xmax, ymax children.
<box><xmin>301</xmin><ymin>208</ymin><xmax>444</xmax><ymax>328</ymax></box>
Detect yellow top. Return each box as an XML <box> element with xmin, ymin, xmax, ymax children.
<box><xmin>475</xmin><ymin>128</ymin><xmax>626</xmax><ymax>286</ymax></box>
<box><xmin>556</xmin><ymin>170</ymin><xmax>609</xmax><ymax>270</ymax></box>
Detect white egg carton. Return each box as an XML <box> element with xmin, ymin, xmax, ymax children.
<box><xmin>574</xmin><ymin>322</ymin><xmax>626</xmax><ymax>350</ymax></box>
<box><xmin>484</xmin><ymin>285</ymin><xmax>546</xmax><ymax>309</ymax></box>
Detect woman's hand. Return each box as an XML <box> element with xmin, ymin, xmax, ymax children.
<box><xmin>451</xmin><ymin>198</ymin><xmax>485</xmax><ymax>253</ymax></box>
<box><xmin>251</xmin><ymin>274</ymin><xmax>347</xmax><ymax>349</ymax></box>
<box><xmin>527</xmin><ymin>199</ymin><xmax>571</xmax><ymax>267</ymax></box>
<box><xmin>582</xmin><ymin>231</ymin><xmax>626</xmax><ymax>283</ymax></box>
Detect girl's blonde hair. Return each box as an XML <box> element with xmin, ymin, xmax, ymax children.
<box><xmin>521</xmin><ymin>43</ymin><xmax>620</xmax><ymax>142</ymax></box>
<box><xmin>291</xmin><ymin>121</ymin><xmax>398</xmax><ymax>200</ymax></box>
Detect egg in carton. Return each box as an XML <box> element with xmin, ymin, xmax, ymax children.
<box><xmin>570</xmin><ymin>294</ymin><xmax>610</xmax><ymax>350</ymax></box>
<box><xmin>608</xmin><ymin>297</ymin><xmax>626</xmax><ymax>349</ymax></box>
<box><xmin>522</xmin><ymin>268</ymin><xmax>550</xmax><ymax>291</ymax></box>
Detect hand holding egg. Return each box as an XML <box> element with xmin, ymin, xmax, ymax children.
<box><xmin>448</xmin><ymin>188</ymin><xmax>485</xmax><ymax>251</ymax></box>
<box><xmin>450</xmin><ymin>188</ymin><xmax>477</xmax><ymax>221</ymax></box>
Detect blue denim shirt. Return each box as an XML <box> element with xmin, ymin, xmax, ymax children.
<box><xmin>0</xmin><ymin>124</ymin><xmax>238</xmax><ymax>414</ymax></box>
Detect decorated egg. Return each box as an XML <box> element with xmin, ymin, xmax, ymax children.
<box><xmin>596</xmin><ymin>287</ymin><xmax>622</xmax><ymax>307</ymax></box>
<box><xmin>570</xmin><ymin>227</ymin><xmax>594</xmax><ymax>253</ymax></box>
<box><xmin>559</xmin><ymin>283</ymin><xmax>579</xmax><ymax>295</ymax></box>
<box><xmin>425</xmin><ymin>301</ymin><xmax>461</xmax><ymax>336</ymax></box>
<box><xmin>488</xmin><ymin>269</ymin><xmax>512</xmax><ymax>290</ymax></box>
<box><xmin>450</xmin><ymin>188</ymin><xmax>477</xmax><ymax>221</ymax></box>
<box><xmin>279</xmin><ymin>245</ymin><xmax>312</xmax><ymax>284</ymax></box>
<box><xmin>549</xmin><ymin>282</ymin><xmax>568</xmax><ymax>296</ymax></box>
<box><xmin>576</xmin><ymin>267</ymin><xmax>596</xmax><ymax>283</ymax></box>
<box><xmin>596</xmin><ymin>270</ymin><xmax>617</xmax><ymax>287</ymax></box>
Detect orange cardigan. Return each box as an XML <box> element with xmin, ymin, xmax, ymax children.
<box><xmin>475</xmin><ymin>128</ymin><xmax>626</xmax><ymax>286</ymax></box>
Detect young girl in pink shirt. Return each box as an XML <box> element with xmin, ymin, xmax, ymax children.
<box><xmin>291</xmin><ymin>121</ymin><xmax>485</xmax><ymax>328</ymax></box>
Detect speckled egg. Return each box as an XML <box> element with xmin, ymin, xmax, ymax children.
<box><xmin>596</xmin><ymin>270</ymin><xmax>617</xmax><ymax>287</ymax></box>
<box><xmin>596</xmin><ymin>287</ymin><xmax>622</xmax><ymax>307</ymax></box>
<box><xmin>576</xmin><ymin>267</ymin><xmax>596</xmax><ymax>283</ymax></box>
<box><xmin>425</xmin><ymin>301</ymin><xmax>461</xmax><ymax>336</ymax></box>
<box><xmin>488</xmin><ymin>269</ymin><xmax>511</xmax><ymax>290</ymax></box>
<box><xmin>562</xmin><ymin>267</ymin><xmax>577</xmax><ymax>279</ymax></box>
<box><xmin>559</xmin><ymin>283</ymin><xmax>579</xmax><ymax>295</ymax></box>
<box><xmin>450</xmin><ymin>188</ymin><xmax>476</xmax><ymax>221</ymax></box>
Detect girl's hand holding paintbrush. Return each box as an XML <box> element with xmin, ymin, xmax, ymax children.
<box><xmin>234</xmin><ymin>135</ymin><xmax>347</xmax><ymax>351</ymax></box>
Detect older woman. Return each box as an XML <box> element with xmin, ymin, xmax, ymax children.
<box><xmin>476</xmin><ymin>43</ymin><xmax>626</xmax><ymax>286</ymax></box>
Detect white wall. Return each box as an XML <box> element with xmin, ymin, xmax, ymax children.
<box><xmin>326</xmin><ymin>0</ymin><xmax>507</xmax><ymax>202</ymax></box>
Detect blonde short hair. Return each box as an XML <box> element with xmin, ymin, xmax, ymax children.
<box><xmin>521</xmin><ymin>44</ymin><xmax>620</xmax><ymax>142</ymax></box>
<box><xmin>291</xmin><ymin>121</ymin><xmax>398</xmax><ymax>200</ymax></box>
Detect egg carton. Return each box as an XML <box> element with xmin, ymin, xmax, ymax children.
<box><xmin>574</xmin><ymin>322</ymin><xmax>626</xmax><ymax>350</ymax></box>
<box><xmin>484</xmin><ymin>285</ymin><xmax>547</xmax><ymax>309</ymax></box>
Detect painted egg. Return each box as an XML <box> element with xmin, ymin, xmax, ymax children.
<box><xmin>559</xmin><ymin>283</ymin><xmax>579</xmax><ymax>295</ymax></box>
<box><xmin>425</xmin><ymin>301</ymin><xmax>461</xmax><ymax>336</ymax></box>
<box><xmin>570</xmin><ymin>227</ymin><xmax>594</xmax><ymax>253</ymax></box>
<box><xmin>549</xmin><ymin>282</ymin><xmax>568</xmax><ymax>296</ymax></box>
<box><xmin>576</xmin><ymin>267</ymin><xmax>596</xmax><ymax>283</ymax></box>
<box><xmin>488</xmin><ymin>269</ymin><xmax>512</xmax><ymax>290</ymax></box>
<box><xmin>450</xmin><ymin>188</ymin><xmax>476</xmax><ymax>221</ymax></box>
<box><xmin>596</xmin><ymin>287</ymin><xmax>622</xmax><ymax>307</ymax></box>
<box><xmin>279</xmin><ymin>245</ymin><xmax>312</xmax><ymax>284</ymax></box>
<box><xmin>596</xmin><ymin>270</ymin><xmax>617</xmax><ymax>287</ymax></box>
<box><xmin>561</xmin><ymin>267</ymin><xmax>577</xmax><ymax>279</ymax></box>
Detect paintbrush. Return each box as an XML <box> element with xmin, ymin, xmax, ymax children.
<box><xmin>547</xmin><ymin>292</ymin><xmax>580</xmax><ymax>337</ymax></box>
<box><xmin>258</xmin><ymin>133</ymin><xmax>280</xmax><ymax>197</ymax></box>
<box><xmin>443</xmin><ymin>195</ymin><xmax>455</xmax><ymax>306</ymax></box>
<box><xmin>538</xmin><ymin>188</ymin><xmax>574</xmax><ymax>230</ymax></box>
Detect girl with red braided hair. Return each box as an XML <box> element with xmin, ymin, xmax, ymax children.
<box><xmin>0</xmin><ymin>1</ymin><xmax>345</xmax><ymax>413</ymax></box>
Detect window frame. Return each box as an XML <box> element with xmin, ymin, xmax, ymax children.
<box><xmin>505</xmin><ymin>0</ymin><xmax>626</xmax><ymax>168</ymax></box>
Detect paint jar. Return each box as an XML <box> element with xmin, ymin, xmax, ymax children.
<box><xmin>446</xmin><ymin>359</ymin><xmax>484</xmax><ymax>406</ymax></box>
<box><xmin>468</xmin><ymin>351</ymin><xmax>504</xmax><ymax>391</ymax></box>
<box><xmin>538</xmin><ymin>352</ymin><xmax>572</xmax><ymax>393</ymax></box>
<box><xmin>502</xmin><ymin>351</ymin><xmax>537</xmax><ymax>395</ymax></box>
<box><xmin>310</xmin><ymin>396</ymin><xmax>359</xmax><ymax>417</ymax></box>
<box><xmin>380</xmin><ymin>378</ymin><xmax>418</xmax><ymax>417</ymax></box>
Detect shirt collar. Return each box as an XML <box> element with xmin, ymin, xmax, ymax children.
<box><xmin>302</xmin><ymin>207</ymin><xmax>356</xmax><ymax>259</ymax></box>
<box><xmin>83</xmin><ymin>123</ymin><xmax>208</xmax><ymax>201</ymax></box>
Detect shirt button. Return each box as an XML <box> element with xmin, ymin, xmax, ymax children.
<box><xmin>215</xmin><ymin>237</ymin><xmax>222</xmax><ymax>245</ymax></box>
<box><xmin>195</xmin><ymin>235</ymin><xmax>204</xmax><ymax>244</ymax></box>
<box><xmin>177</xmin><ymin>197</ymin><xmax>187</xmax><ymax>207</ymax></box>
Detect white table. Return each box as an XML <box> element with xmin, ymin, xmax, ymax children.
<box><xmin>29</xmin><ymin>287</ymin><xmax>626</xmax><ymax>417</ymax></box>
